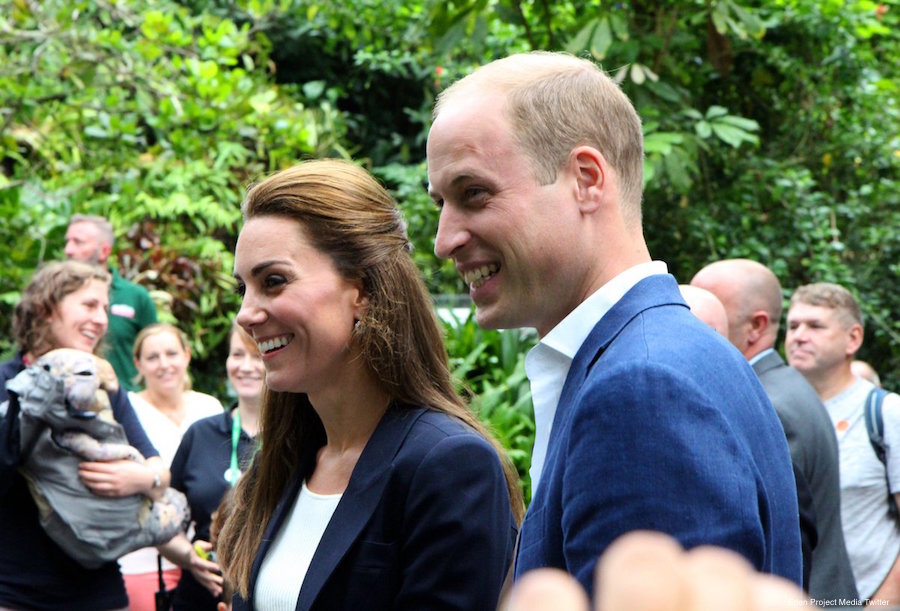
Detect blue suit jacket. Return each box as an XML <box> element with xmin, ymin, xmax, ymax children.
<box><xmin>514</xmin><ymin>275</ymin><xmax>802</xmax><ymax>594</ymax></box>
<box><xmin>234</xmin><ymin>406</ymin><xmax>517</xmax><ymax>611</ymax></box>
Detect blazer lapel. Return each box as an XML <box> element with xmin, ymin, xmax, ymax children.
<box><xmin>549</xmin><ymin>274</ymin><xmax>686</xmax><ymax>450</ymax></box>
<box><xmin>293</xmin><ymin>406</ymin><xmax>426</xmax><ymax>610</ymax></box>
<box><xmin>516</xmin><ymin>274</ymin><xmax>685</xmax><ymax>574</ymax></box>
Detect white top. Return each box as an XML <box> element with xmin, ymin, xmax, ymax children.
<box><xmin>127</xmin><ymin>390</ymin><xmax>225</xmax><ymax>464</ymax></box>
<box><xmin>524</xmin><ymin>261</ymin><xmax>668</xmax><ymax>494</ymax></box>
<box><xmin>825</xmin><ymin>378</ymin><xmax>900</xmax><ymax>597</ymax></box>
<box><xmin>118</xmin><ymin>390</ymin><xmax>224</xmax><ymax>575</ymax></box>
<box><xmin>254</xmin><ymin>481</ymin><xmax>342</xmax><ymax>611</ymax></box>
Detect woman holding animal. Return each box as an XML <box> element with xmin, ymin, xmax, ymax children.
<box><xmin>119</xmin><ymin>322</ymin><xmax>224</xmax><ymax>611</ymax></box>
<box><xmin>216</xmin><ymin>159</ymin><xmax>523</xmax><ymax>610</ymax></box>
<box><xmin>0</xmin><ymin>260</ymin><xmax>169</xmax><ymax>611</ymax></box>
<box><xmin>158</xmin><ymin>321</ymin><xmax>263</xmax><ymax>610</ymax></box>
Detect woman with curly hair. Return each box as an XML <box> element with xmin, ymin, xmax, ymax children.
<box><xmin>0</xmin><ymin>260</ymin><xmax>166</xmax><ymax>610</ymax></box>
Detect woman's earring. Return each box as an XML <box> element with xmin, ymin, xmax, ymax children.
<box><xmin>353</xmin><ymin>319</ymin><xmax>360</xmax><ymax>332</ymax></box>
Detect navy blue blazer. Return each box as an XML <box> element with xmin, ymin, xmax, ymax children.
<box><xmin>514</xmin><ymin>274</ymin><xmax>802</xmax><ymax>594</ymax></box>
<box><xmin>234</xmin><ymin>406</ymin><xmax>517</xmax><ymax>611</ymax></box>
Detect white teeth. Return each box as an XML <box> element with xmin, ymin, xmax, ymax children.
<box><xmin>258</xmin><ymin>335</ymin><xmax>292</xmax><ymax>354</ymax></box>
<box><xmin>463</xmin><ymin>264</ymin><xmax>499</xmax><ymax>289</ymax></box>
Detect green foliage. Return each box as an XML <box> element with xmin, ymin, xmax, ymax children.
<box><xmin>442</xmin><ymin>308</ymin><xmax>537</xmax><ymax>501</ymax></box>
<box><xmin>373</xmin><ymin>161</ymin><xmax>462</xmax><ymax>295</ymax></box>
<box><xmin>1</xmin><ymin>0</ymin><xmax>898</xmax><ymax>473</ymax></box>
<box><xmin>0</xmin><ymin>0</ymin><xmax>348</xmax><ymax>387</ymax></box>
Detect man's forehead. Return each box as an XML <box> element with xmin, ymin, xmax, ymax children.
<box><xmin>67</xmin><ymin>222</ymin><xmax>98</xmax><ymax>238</ymax></box>
<box><xmin>427</xmin><ymin>122</ymin><xmax>512</xmax><ymax>185</ymax></box>
<box><xmin>788</xmin><ymin>302</ymin><xmax>837</xmax><ymax>320</ymax></box>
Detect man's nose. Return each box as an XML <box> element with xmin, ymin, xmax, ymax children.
<box><xmin>434</xmin><ymin>205</ymin><xmax>470</xmax><ymax>260</ymax></box>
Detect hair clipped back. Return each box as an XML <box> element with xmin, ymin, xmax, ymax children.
<box><xmin>218</xmin><ymin>159</ymin><xmax>524</xmax><ymax>597</ymax></box>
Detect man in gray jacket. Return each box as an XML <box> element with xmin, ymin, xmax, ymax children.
<box><xmin>692</xmin><ymin>259</ymin><xmax>857</xmax><ymax>603</ymax></box>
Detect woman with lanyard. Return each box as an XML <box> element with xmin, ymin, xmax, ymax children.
<box><xmin>160</xmin><ymin>322</ymin><xmax>262</xmax><ymax>610</ymax></box>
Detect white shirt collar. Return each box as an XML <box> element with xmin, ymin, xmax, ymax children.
<box><xmin>539</xmin><ymin>261</ymin><xmax>670</xmax><ymax>359</ymax></box>
<box><xmin>748</xmin><ymin>347</ymin><xmax>776</xmax><ymax>367</ymax></box>
<box><xmin>524</xmin><ymin>260</ymin><xmax>668</xmax><ymax>494</ymax></box>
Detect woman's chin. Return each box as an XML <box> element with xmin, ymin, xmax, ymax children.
<box><xmin>236</xmin><ymin>386</ymin><xmax>264</xmax><ymax>401</ymax></box>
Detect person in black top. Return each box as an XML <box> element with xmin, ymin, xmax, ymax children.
<box><xmin>160</xmin><ymin>322</ymin><xmax>262</xmax><ymax>610</ymax></box>
<box><xmin>0</xmin><ymin>260</ymin><xmax>166</xmax><ymax>611</ymax></box>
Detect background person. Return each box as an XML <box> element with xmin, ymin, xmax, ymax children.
<box><xmin>426</xmin><ymin>50</ymin><xmax>801</xmax><ymax>595</ymax></box>
<box><xmin>217</xmin><ymin>159</ymin><xmax>522</xmax><ymax>610</ymax></box>
<box><xmin>65</xmin><ymin>214</ymin><xmax>158</xmax><ymax>391</ymax></box>
<box><xmin>119</xmin><ymin>323</ymin><xmax>224</xmax><ymax>611</ymax></box>
<box><xmin>677</xmin><ymin>284</ymin><xmax>729</xmax><ymax>336</ymax></box>
<box><xmin>0</xmin><ymin>260</ymin><xmax>167</xmax><ymax>611</ymax></box>
<box><xmin>691</xmin><ymin>259</ymin><xmax>857</xmax><ymax>602</ymax></box>
<box><xmin>679</xmin><ymin>284</ymin><xmax>820</xmax><ymax>594</ymax></box>
<box><xmin>851</xmin><ymin>359</ymin><xmax>882</xmax><ymax>387</ymax></box>
<box><xmin>159</xmin><ymin>322</ymin><xmax>263</xmax><ymax>610</ymax></box>
<box><xmin>786</xmin><ymin>282</ymin><xmax>900</xmax><ymax>604</ymax></box>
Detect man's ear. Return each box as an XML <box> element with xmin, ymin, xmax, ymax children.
<box><xmin>570</xmin><ymin>146</ymin><xmax>606</xmax><ymax>213</ymax></box>
<box><xmin>98</xmin><ymin>243</ymin><xmax>113</xmax><ymax>262</ymax></box>
<box><xmin>846</xmin><ymin>323</ymin><xmax>864</xmax><ymax>356</ymax></box>
<box><xmin>746</xmin><ymin>311</ymin><xmax>771</xmax><ymax>344</ymax></box>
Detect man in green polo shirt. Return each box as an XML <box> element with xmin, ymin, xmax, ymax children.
<box><xmin>64</xmin><ymin>214</ymin><xmax>158</xmax><ymax>391</ymax></box>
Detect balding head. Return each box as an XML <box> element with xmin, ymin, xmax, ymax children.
<box><xmin>690</xmin><ymin>259</ymin><xmax>782</xmax><ymax>359</ymax></box>
<box><xmin>679</xmin><ymin>285</ymin><xmax>729</xmax><ymax>336</ymax></box>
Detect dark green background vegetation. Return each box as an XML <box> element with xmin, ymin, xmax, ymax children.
<box><xmin>2</xmin><ymin>0</ymin><xmax>898</xmax><ymax>498</ymax></box>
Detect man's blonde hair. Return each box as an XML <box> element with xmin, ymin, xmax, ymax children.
<box><xmin>69</xmin><ymin>214</ymin><xmax>115</xmax><ymax>248</ymax></box>
<box><xmin>435</xmin><ymin>51</ymin><xmax>644</xmax><ymax>225</ymax></box>
<box><xmin>790</xmin><ymin>282</ymin><xmax>863</xmax><ymax>329</ymax></box>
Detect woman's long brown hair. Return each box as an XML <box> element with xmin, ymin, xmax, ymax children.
<box><xmin>216</xmin><ymin>159</ymin><xmax>524</xmax><ymax>598</ymax></box>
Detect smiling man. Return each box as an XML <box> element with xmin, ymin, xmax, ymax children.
<box><xmin>786</xmin><ymin>283</ymin><xmax>900</xmax><ymax>604</ymax></box>
<box><xmin>65</xmin><ymin>215</ymin><xmax>157</xmax><ymax>391</ymax></box>
<box><xmin>426</xmin><ymin>51</ymin><xmax>802</xmax><ymax>596</ymax></box>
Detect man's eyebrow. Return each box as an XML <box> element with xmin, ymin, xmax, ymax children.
<box><xmin>233</xmin><ymin>260</ymin><xmax>287</xmax><ymax>281</ymax></box>
<box><xmin>428</xmin><ymin>172</ymin><xmax>480</xmax><ymax>197</ymax></box>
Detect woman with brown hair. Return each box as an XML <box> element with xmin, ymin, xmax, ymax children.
<box><xmin>159</xmin><ymin>321</ymin><xmax>263</xmax><ymax>610</ymax></box>
<box><xmin>0</xmin><ymin>260</ymin><xmax>166</xmax><ymax>610</ymax></box>
<box><xmin>218</xmin><ymin>159</ymin><xmax>523</xmax><ymax>611</ymax></box>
